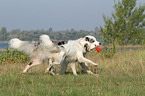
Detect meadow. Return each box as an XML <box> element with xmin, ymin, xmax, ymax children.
<box><xmin>0</xmin><ymin>47</ymin><xmax>145</xmax><ymax>96</ymax></box>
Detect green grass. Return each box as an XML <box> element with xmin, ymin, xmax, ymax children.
<box><xmin>0</xmin><ymin>48</ymin><xmax>145</xmax><ymax>96</ymax></box>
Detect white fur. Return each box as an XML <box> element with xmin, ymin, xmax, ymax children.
<box><xmin>57</xmin><ymin>36</ymin><xmax>100</xmax><ymax>75</ymax></box>
<box><xmin>9</xmin><ymin>38</ymin><xmax>36</xmax><ymax>56</ymax></box>
<box><xmin>9</xmin><ymin>35</ymin><xmax>100</xmax><ymax>76</ymax></box>
<box><xmin>9</xmin><ymin>38</ymin><xmax>23</xmax><ymax>49</ymax></box>
<box><xmin>9</xmin><ymin>35</ymin><xmax>65</xmax><ymax>74</ymax></box>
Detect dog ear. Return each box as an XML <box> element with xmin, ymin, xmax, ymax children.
<box><xmin>57</xmin><ymin>42</ymin><xmax>62</xmax><ymax>45</ymax></box>
<box><xmin>85</xmin><ymin>37</ymin><xmax>90</xmax><ymax>41</ymax></box>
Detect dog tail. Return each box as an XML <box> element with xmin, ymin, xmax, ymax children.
<box><xmin>39</xmin><ymin>34</ymin><xmax>61</xmax><ymax>52</ymax></box>
<box><xmin>39</xmin><ymin>35</ymin><xmax>54</xmax><ymax>47</ymax></box>
<box><xmin>9</xmin><ymin>38</ymin><xmax>36</xmax><ymax>55</ymax></box>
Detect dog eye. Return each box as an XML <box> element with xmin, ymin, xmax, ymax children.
<box><xmin>90</xmin><ymin>39</ymin><xmax>95</xmax><ymax>43</ymax></box>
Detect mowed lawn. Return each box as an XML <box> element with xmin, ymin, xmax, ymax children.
<box><xmin>0</xmin><ymin>48</ymin><xmax>145</xmax><ymax>96</ymax></box>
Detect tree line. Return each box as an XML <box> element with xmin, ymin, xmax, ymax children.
<box><xmin>0</xmin><ymin>27</ymin><xmax>101</xmax><ymax>41</ymax></box>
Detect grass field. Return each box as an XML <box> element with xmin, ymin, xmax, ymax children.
<box><xmin>0</xmin><ymin>47</ymin><xmax>145</xmax><ymax>96</ymax></box>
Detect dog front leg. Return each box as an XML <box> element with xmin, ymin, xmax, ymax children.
<box><xmin>69</xmin><ymin>62</ymin><xmax>78</xmax><ymax>76</ymax></box>
<box><xmin>79</xmin><ymin>62</ymin><xmax>95</xmax><ymax>75</ymax></box>
<box><xmin>79</xmin><ymin>62</ymin><xmax>89</xmax><ymax>70</ymax></box>
<box><xmin>78</xmin><ymin>56</ymin><xmax>98</xmax><ymax>66</ymax></box>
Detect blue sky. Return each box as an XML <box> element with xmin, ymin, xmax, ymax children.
<box><xmin>0</xmin><ymin>0</ymin><xmax>145</xmax><ymax>31</ymax></box>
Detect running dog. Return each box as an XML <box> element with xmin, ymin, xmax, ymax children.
<box><xmin>45</xmin><ymin>35</ymin><xmax>101</xmax><ymax>75</ymax></box>
<box><xmin>9</xmin><ymin>35</ymin><xmax>65</xmax><ymax>75</ymax></box>
<box><xmin>9</xmin><ymin>35</ymin><xmax>100</xmax><ymax>75</ymax></box>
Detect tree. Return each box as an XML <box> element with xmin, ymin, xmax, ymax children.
<box><xmin>100</xmin><ymin>0</ymin><xmax>145</xmax><ymax>45</ymax></box>
<box><xmin>0</xmin><ymin>27</ymin><xmax>7</xmax><ymax>41</ymax></box>
<box><xmin>49</xmin><ymin>27</ymin><xmax>53</xmax><ymax>33</ymax></box>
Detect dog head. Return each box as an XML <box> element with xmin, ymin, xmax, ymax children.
<box><xmin>83</xmin><ymin>35</ymin><xmax>101</xmax><ymax>52</ymax></box>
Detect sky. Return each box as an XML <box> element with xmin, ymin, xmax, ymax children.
<box><xmin>0</xmin><ymin>0</ymin><xmax>145</xmax><ymax>31</ymax></box>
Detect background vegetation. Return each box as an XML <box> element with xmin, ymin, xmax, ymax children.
<box><xmin>100</xmin><ymin>0</ymin><xmax>145</xmax><ymax>45</ymax></box>
<box><xmin>0</xmin><ymin>27</ymin><xmax>101</xmax><ymax>41</ymax></box>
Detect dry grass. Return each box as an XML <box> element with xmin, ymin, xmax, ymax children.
<box><xmin>0</xmin><ymin>47</ymin><xmax>145</xmax><ymax>96</ymax></box>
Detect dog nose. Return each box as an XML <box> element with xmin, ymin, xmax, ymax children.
<box><xmin>99</xmin><ymin>42</ymin><xmax>101</xmax><ymax>45</ymax></box>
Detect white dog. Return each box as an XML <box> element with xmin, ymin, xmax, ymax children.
<box><xmin>9</xmin><ymin>35</ymin><xmax>65</xmax><ymax>75</ymax></box>
<box><xmin>9</xmin><ymin>35</ymin><xmax>100</xmax><ymax>75</ymax></box>
<box><xmin>45</xmin><ymin>35</ymin><xmax>101</xmax><ymax>75</ymax></box>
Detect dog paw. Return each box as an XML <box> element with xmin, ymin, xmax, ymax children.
<box><xmin>21</xmin><ymin>71</ymin><xmax>26</xmax><ymax>74</ymax></box>
<box><xmin>49</xmin><ymin>71</ymin><xmax>55</xmax><ymax>76</ymax></box>
<box><xmin>56</xmin><ymin>73</ymin><xmax>60</xmax><ymax>75</ymax></box>
<box><xmin>44</xmin><ymin>69</ymin><xmax>49</xmax><ymax>73</ymax></box>
<box><xmin>87</xmin><ymin>70</ymin><xmax>94</xmax><ymax>74</ymax></box>
<box><xmin>74</xmin><ymin>73</ymin><xmax>79</xmax><ymax>76</ymax></box>
<box><xmin>94</xmin><ymin>63</ymin><xmax>98</xmax><ymax>66</ymax></box>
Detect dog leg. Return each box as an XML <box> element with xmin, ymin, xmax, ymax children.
<box><xmin>45</xmin><ymin>58</ymin><xmax>63</xmax><ymax>75</ymax></box>
<box><xmin>45</xmin><ymin>66</ymin><xmax>55</xmax><ymax>75</ymax></box>
<box><xmin>22</xmin><ymin>59</ymin><xmax>41</xmax><ymax>73</ymax></box>
<box><xmin>86</xmin><ymin>70</ymin><xmax>95</xmax><ymax>75</ymax></box>
<box><xmin>79</xmin><ymin>62</ymin><xmax>89</xmax><ymax>70</ymax></box>
<box><xmin>49</xmin><ymin>66</ymin><xmax>55</xmax><ymax>75</ymax></box>
<box><xmin>58</xmin><ymin>60</ymin><xmax>68</xmax><ymax>75</ymax></box>
<box><xmin>69</xmin><ymin>62</ymin><xmax>78</xmax><ymax>76</ymax></box>
<box><xmin>79</xmin><ymin>62</ymin><xmax>95</xmax><ymax>75</ymax></box>
<box><xmin>78</xmin><ymin>56</ymin><xmax>98</xmax><ymax>66</ymax></box>
<box><xmin>45</xmin><ymin>59</ymin><xmax>53</xmax><ymax>73</ymax></box>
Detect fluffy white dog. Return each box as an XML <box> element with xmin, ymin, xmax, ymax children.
<box><xmin>9</xmin><ymin>35</ymin><xmax>100</xmax><ymax>75</ymax></box>
<box><xmin>9</xmin><ymin>35</ymin><xmax>65</xmax><ymax>75</ymax></box>
<box><xmin>45</xmin><ymin>35</ymin><xmax>101</xmax><ymax>75</ymax></box>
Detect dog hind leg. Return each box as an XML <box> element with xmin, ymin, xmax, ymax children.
<box><xmin>79</xmin><ymin>62</ymin><xmax>89</xmax><ymax>70</ymax></box>
<box><xmin>45</xmin><ymin>58</ymin><xmax>63</xmax><ymax>75</ymax></box>
<box><xmin>45</xmin><ymin>59</ymin><xmax>53</xmax><ymax>74</ymax></box>
<box><xmin>22</xmin><ymin>59</ymin><xmax>42</xmax><ymax>73</ymax></box>
<box><xmin>49</xmin><ymin>66</ymin><xmax>55</xmax><ymax>75</ymax></box>
<box><xmin>79</xmin><ymin>62</ymin><xmax>95</xmax><ymax>75</ymax></box>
